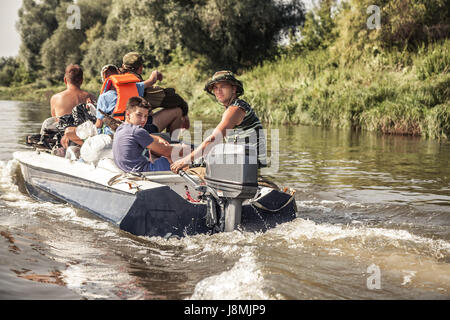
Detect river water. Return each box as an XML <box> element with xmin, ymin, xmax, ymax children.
<box><xmin>0</xmin><ymin>100</ymin><xmax>449</xmax><ymax>300</ymax></box>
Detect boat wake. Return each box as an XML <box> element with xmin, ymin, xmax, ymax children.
<box><xmin>189</xmin><ymin>249</ymin><xmax>270</xmax><ymax>300</ymax></box>
<box><xmin>2</xmin><ymin>159</ymin><xmax>449</xmax><ymax>299</ymax></box>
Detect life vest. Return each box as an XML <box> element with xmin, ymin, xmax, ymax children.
<box><xmin>100</xmin><ymin>74</ymin><xmax>140</xmax><ymax>121</ymax></box>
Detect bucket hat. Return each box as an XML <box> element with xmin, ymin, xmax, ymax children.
<box><xmin>204</xmin><ymin>71</ymin><xmax>244</xmax><ymax>97</ymax></box>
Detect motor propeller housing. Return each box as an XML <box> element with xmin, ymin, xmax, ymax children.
<box><xmin>204</xmin><ymin>143</ymin><xmax>259</xmax><ymax>232</ymax></box>
<box><xmin>204</xmin><ymin>143</ymin><xmax>258</xmax><ymax>199</ymax></box>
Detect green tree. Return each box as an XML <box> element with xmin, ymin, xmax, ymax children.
<box><xmin>330</xmin><ymin>0</ymin><xmax>450</xmax><ymax>64</ymax></box>
<box><xmin>17</xmin><ymin>0</ymin><xmax>72</xmax><ymax>76</ymax></box>
<box><xmin>191</xmin><ymin>0</ymin><xmax>306</xmax><ymax>70</ymax></box>
<box><xmin>0</xmin><ymin>57</ymin><xmax>19</xmax><ymax>86</ymax></box>
<box><xmin>108</xmin><ymin>0</ymin><xmax>305</xmax><ymax>71</ymax></box>
<box><xmin>81</xmin><ymin>38</ymin><xmax>131</xmax><ymax>81</ymax></box>
<box><xmin>380</xmin><ymin>0</ymin><xmax>449</xmax><ymax>47</ymax></box>
<box><xmin>40</xmin><ymin>28</ymin><xmax>86</xmax><ymax>82</ymax></box>
<box><xmin>40</xmin><ymin>0</ymin><xmax>112</xmax><ymax>82</ymax></box>
<box><xmin>297</xmin><ymin>0</ymin><xmax>339</xmax><ymax>51</ymax></box>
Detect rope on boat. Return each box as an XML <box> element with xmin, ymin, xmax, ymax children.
<box><xmin>107</xmin><ymin>173</ymin><xmax>147</xmax><ymax>190</ymax></box>
<box><xmin>106</xmin><ymin>171</ymin><xmax>297</xmax><ymax>213</ymax></box>
<box><xmin>249</xmin><ymin>188</ymin><xmax>297</xmax><ymax>213</ymax></box>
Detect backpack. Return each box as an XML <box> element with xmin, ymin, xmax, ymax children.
<box><xmin>144</xmin><ymin>86</ymin><xmax>189</xmax><ymax>116</ymax></box>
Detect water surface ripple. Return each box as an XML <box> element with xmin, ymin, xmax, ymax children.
<box><xmin>0</xmin><ymin>101</ymin><xmax>448</xmax><ymax>299</ymax></box>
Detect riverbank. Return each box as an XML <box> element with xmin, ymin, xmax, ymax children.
<box><xmin>1</xmin><ymin>40</ymin><xmax>448</xmax><ymax>139</ymax></box>
<box><xmin>162</xmin><ymin>40</ymin><xmax>449</xmax><ymax>140</ymax></box>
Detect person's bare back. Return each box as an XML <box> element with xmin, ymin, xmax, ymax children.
<box><xmin>51</xmin><ymin>87</ymin><xmax>95</xmax><ymax>118</ymax></box>
<box><xmin>50</xmin><ymin>64</ymin><xmax>96</xmax><ymax>118</ymax></box>
<box><xmin>50</xmin><ymin>88</ymin><xmax>92</xmax><ymax>118</ymax></box>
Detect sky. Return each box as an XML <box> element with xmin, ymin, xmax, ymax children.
<box><xmin>0</xmin><ymin>0</ymin><xmax>22</xmax><ymax>57</ymax></box>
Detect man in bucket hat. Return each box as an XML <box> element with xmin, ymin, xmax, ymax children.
<box><xmin>170</xmin><ymin>71</ymin><xmax>267</xmax><ymax>173</ymax></box>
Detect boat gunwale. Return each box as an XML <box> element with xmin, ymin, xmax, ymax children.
<box><xmin>13</xmin><ymin>151</ymin><xmax>184</xmax><ymax>194</ymax></box>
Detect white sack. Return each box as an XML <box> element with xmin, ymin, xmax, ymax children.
<box><xmin>76</xmin><ymin>120</ymin><xmax>98</xmax><ymax>140</ymax></box>
<box><xmin>80</xmin><ymin>134</ymin><xmax>113</xmax><ymax>164</ymax></box>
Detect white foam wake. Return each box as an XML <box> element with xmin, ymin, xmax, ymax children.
<box><xmin>269</xmin><ymin>218</ymin><xmax>450</xmax><ymax>261</ymax></box>
<box><xmin>189</xmin><ymin>249</ymin><xmax>270</xmax><ymax>300</ymax></box>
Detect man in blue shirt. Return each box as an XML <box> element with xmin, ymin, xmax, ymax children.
<box><xmin>96</xmin><ymin>52</ymin><xmax>189</xmax><ymax>136</ymax></box>
<box><xmin>113</xmin><ymin>96</ymin><xmax>173</xmax><ymax>172</ymax></box>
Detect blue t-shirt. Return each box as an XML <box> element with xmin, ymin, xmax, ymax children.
<box><xmin>113</xmin><ymin>123</ymin><xmax>171</xmax><ymax>172</ymax></box>
<box><xmin>96</xmin><ymin>82</ymin><xmax>146</xmax><ymax>135</ymax></box>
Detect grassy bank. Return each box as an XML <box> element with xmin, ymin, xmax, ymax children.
<box><xmin>1</xmin><ymin>40</ymin><xmax>449</xmax><ymax>139</ymax></box>
<box><xmin>0</xmin><ymin>83</ymin><xmax>65</xmax><ymax>105</ymax></box>
<box><xmin>161</xmin><ymin>40</ymin><xmax>449</xmax><ymax>140</ymax></box>
<box><xmin>0</xmin><ymin>81</ymin><xmax>100</xmax><ymax>105</ymax></box>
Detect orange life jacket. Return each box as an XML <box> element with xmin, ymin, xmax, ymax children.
<box><xmin>100</xmin><ymin>74</ymin><xmax>141</xmax><ymax>121</ymax></box>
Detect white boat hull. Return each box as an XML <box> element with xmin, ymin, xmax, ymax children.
<box><xmin>14</xmin><ymin>151</ymin><xmax>298</xmax><ymax>237</ymax></box>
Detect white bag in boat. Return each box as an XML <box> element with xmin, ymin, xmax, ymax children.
<box><xmin>65</xmin><ymin>146</ymin><xmax>80</xmax><ymax>161</ymax></box>
<box><xmin>80</xmin><ymin>134</ymin><xmax>113</xmax><ymax>164</ymax></box>
<box><xmin>76</xmin><ymin>120</ymin><xmax>98</xmax><ymax>140</ymax></box>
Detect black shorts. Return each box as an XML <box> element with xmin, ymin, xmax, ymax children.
<box><xmin>144</xmin><ymin>115</ymin><xmax>159</xmax><ymax>134</ymax></box>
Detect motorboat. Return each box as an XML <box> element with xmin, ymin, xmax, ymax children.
<box><xmin>13</xmin><ymin>143</ymin><xmax>298</xmax><ymax>238</ymax></box>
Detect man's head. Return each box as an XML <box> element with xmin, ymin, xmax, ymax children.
<box><xmin>64</xmin><ymin>64</ymin><xmax>84</xmax><ymax>87</ymax></box>
<box><xmin>204</xmin><ymin>71</ymin><xmax>244</xmax><ymax>105</ymax></box>
<box><xmin>122</xmin><ymin>52</ymin><xmax>144</xmax><ymax>74</ymax></box>
<box><xmin>126</xmin><ymin>96</ymin><xmax>151</xmax><ymax>127</ymax></box>
<box><xmin>100</xmin><ymin>64</ymin><xmax>119</xmax><ymax>82</ymax></box>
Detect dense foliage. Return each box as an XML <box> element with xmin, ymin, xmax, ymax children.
<box><xmin>4</xmin><ymin>0</ymin><xmax>305</xmax><ymax>84</ymax></box>
<box><xmin>1</xmin><ymin>0</ymin><xmax>448</xmax><ymax>139</ymax></box>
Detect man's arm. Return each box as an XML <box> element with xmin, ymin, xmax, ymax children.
<box><xmin>95</xmin><ymin>119</ymin><xmax>104</xmax><ymax>129</ymax></box>
<box><xmin>143</xmin><ymin>70</ymin><xmax>162</xmax><ymax>89</ymax></box>
<box><xmin>190</xmin><ymin>106</ymin><xmax>245</xmax><ymax>161</ymax></box>
<box><xmin>147</xmin><ymin>139</ymin><xmax>173</xmax><ymax>161</ymax></box>
<box><xmin>95</xmin><ymin>93</ymin><xmax>110</xmax><ymax>129</ymax></box>
<box><xmin>170</xmin><ymin>106</ymin><xmax>245</xmax><ymax>172</ymax></box>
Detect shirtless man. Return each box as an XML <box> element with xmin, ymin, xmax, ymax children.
<box><xmin>50</xmin><ymin>64</ymin><xmax>96</xmax><ymax>118</ymax></box>
<box><xmin>44</xmin><ymin>64</ymin><xmax>97</xmax><ymax>149</ymax></box>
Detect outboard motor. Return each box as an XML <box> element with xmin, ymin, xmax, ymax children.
<box><xmin>204</xmin><ymin>143</ymin><xmax>258</xmax><ymax>232</ymax></box>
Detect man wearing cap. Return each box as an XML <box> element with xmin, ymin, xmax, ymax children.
<box><xmin>170</xmin><ymin>71</ymin><xmax>267</xmax><ymax>173</ymax></box>
<box><xmin>121</xmin><ymin>53</ymin><xmax>190</xmax><ymax>131</ymax></box>
<box><xmin>96</xmin><ymin>52</ymin><xmax>189</xmax><ymax>136</ymax></box>
<box><xmin>95</xmin><ymin>53</ymin><xmax>161</xmax><ymax>136</ymax></box>
<box><xmin>119</xmin><ymin>52</ymin><xmax>145</xmax><ymax>81</ymax></box>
